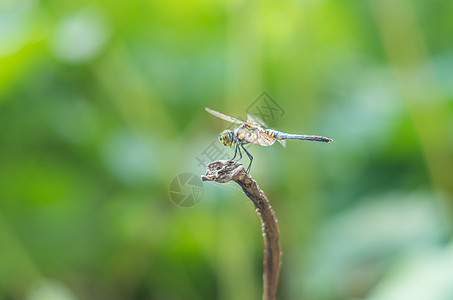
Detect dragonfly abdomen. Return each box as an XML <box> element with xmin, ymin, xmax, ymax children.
<box><xmin>266</xmin><ymin>129</ymin><xmax>332</xmax><ymax>143</ymax></box>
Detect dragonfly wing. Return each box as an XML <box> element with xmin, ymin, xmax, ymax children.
<box><xmin>277</xmin><ymin>139</ymin><xmax>286</xmax><ymax>147</ymax></box>
<box><xmin>205</xmin><ymin>107</ymin><xmax>245</xmax><ymax>125</ymax></box>
<box><xmin>247</xmin><ymin>113</ymin><xmax>267</xmax><ymax>127</ymax></box>
<box><xmin>256</xmin><ymin>131</ymin><xmax>276</xmax><ymax>146</ymax></box>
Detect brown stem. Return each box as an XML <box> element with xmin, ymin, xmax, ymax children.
<box><xmin>201</xmin><ymin>160</ymin><xmax>281</xmax><ymax>300</ymax></box>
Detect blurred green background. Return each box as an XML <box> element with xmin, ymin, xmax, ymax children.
<box><xmin>1</xmin><ymin>0</ymin><xmax>453</xmax><ymax>299</ymax></box>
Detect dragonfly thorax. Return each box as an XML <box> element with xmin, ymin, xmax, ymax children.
<box><xmin>219</xmin><ymin>130</ymin><xmax>235</xmax><ymax>147</ymax></box>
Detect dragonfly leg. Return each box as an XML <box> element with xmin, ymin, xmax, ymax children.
<box><xmin>229</xmin><ymin>144</ymin><xmax>242</xmax><ymax>162</ymax></box>
<box><xmin>230</xmin><ymin>143</ymin><xmax>238</xmax><ymax>161</ymax></box>
<box><xmin>241</xmin><ymin>144</ymin><xmax>253</xmax><ymax>173</ymax></box>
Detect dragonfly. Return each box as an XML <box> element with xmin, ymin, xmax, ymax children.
<box><xmin>206</xmin><ymin>107</ymin><xmax>332</xmax><ymax>172</ymax></box>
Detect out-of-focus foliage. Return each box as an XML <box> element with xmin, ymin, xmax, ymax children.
<box><xmin>1</xmin><ymin>0</ymin><xmax>453</xmax><ymax>299</ymax></box>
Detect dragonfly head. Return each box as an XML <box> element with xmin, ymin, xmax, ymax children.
<box><xmin>219</xmin><ymin>130</ymin><xmax>234</xmax><ymax>147</ymax></box>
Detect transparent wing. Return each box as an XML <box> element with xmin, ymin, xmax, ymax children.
<box><xmin>247</xmin><ymin>113</ymin><xmax>267</xmax><ymax>127</ymax></box>
<box><xmin>205</xmin><ymin>107</ymin><xmax>245</xmax><ymax>125</ymax></box>
<box><xmin>256</xmin><ymin>131</ymin><xmax>276</xmax><ymax>146</ymax></box>
<box><xmin>277</xmin><ymin>139</ymin><xmax>286</xmax><ymax>147</ymax></box>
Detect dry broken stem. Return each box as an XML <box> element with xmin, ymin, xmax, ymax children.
<box><xmin>201</xmin><ymin>160</ymin><xmax>281</xmax><ymax>300</ymax></box>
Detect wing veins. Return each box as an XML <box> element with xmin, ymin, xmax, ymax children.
<box><xmin>205</xmin><ymin>107</ymin><xmax>245</xmax><ymax>125</ymax></box>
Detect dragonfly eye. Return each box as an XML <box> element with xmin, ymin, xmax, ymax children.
<box><xmin>219</xmin><ymin>130</ymin><xmax>233</xmax><ymax>147</ymax></box>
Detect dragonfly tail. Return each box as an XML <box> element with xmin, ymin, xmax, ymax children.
<box><xmin>290</xmin><ymin>134</ymin><xmax>333</xmax><ymax>143</ymax></box>
<box><xmin>269</xmin><ymin>130</ymin><xmax>332</xmax><ymax>143</ymax></box>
